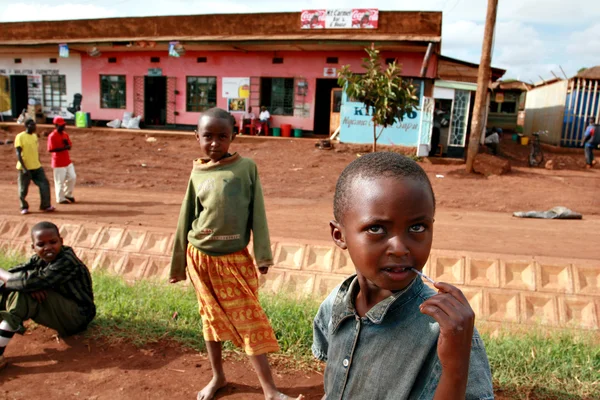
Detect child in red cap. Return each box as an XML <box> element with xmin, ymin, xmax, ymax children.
<box><xmin>47</xmin><ymin>116</ymin><xmax>76</xmax><ymax>204</ymax></box>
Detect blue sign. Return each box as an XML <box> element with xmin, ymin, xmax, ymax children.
<box><xmin>339</xmin><ymin>81</ymin><xmax>423</xmax><ymax>146</ymax></box>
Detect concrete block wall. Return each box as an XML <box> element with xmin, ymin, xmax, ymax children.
<box><xmin>1</xmin><ymin>217</ymin><xmax>598</xmax><ymax>330</ymax></box>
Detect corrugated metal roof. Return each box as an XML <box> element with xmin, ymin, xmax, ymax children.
<box><xmin>576</xmin><ymin>66</ymin><xmax>600</xmax><ymax>80</ymax></box>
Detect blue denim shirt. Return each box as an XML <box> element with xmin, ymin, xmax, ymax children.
<box><xmin>312</xmin><ymin>275</ymin><xmax>494</xmax><ymax>400</ymax></box>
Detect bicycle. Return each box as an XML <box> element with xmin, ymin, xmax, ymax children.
<box><xmin>528</xmin><ymin>130</ymin><xmax>547</xmax><ymax>167</ymax></box>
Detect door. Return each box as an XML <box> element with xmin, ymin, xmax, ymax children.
<box><xmin>330</xmin><ymin>89</ymin><xmax>342</xmax><ymax>135</ymax></box>
<box><xmin>144</xmin><ymin>76</ymin><xmax>167</xmax><ymax>126</ymax></box>
<box><xmin>447</xmin><ymin>89</ymin><xmax>471</xmax><ymax>158</ymax></box>
<box><xmin>10</xmin><ymin>75</ymin><xmax>28</xmax><ymax>118</ymax></box>
<box><xmin>313</xmin><ymin>79</ymin><xmax>341</xmax><ymax>135</ymax></box>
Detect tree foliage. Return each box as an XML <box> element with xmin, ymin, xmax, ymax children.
<box><xmin>337</xmin><ymin>45</ymin><xmax>419</xmax><ymax>151</ymax></box>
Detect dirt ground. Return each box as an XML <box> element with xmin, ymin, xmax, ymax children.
<box><xmin>0</xmin><ymin>328</ymin><xmax>324</xmax><ymax>400</ymax></box>
<box><xmin>1</xmin><ymin>126</ymin><xmax>599</xmax><ymax>259</ymax></box>
<box><xmin>0</xmin><ymin>126</ymin><xmax>598</xmax><ymax>398</ymax></box>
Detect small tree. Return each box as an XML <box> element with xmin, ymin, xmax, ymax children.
<box><xmin>338</xmin><ymin>45</ymin><xmax>419</xmax><ymax>152</ymax></box>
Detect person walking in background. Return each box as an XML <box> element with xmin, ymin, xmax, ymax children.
<box><xmin>583</xmin><ymin>117</ymin><xmax>598</xmax><ymax>169</ymax></box>
<box><xmin>48</xmin><ymin>116</ymin><xmax>76</xmax><ymax>204</ymax></box>
<box><xmin>14</xmin><ymin>119</ymin><xmax>54</xmax><ymax>215</ymax></box>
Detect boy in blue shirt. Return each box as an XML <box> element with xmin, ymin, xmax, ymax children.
<box><xmin>313</xmin><ymin>152</ymin><xmax>493</xmax><ymax>399</ymax></box>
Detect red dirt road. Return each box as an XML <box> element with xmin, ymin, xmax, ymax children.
<box><xmin>0</xmin><ymin>128</ymin><xmax>599</xmax><ymax>260</ymax></box>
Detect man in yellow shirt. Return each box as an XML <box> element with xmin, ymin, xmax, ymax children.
<box><xmin>15</xmin><ymin>119</ymin><xmax>54</xmax><ymax>215</ymax></box>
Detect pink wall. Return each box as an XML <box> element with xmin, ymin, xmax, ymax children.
<box><xmin>81</xmin><ymin>50</ymin><xmax>437</xmax><ymax>130</ymax></box>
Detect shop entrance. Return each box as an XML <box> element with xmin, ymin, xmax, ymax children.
<box><xmin>144</xmin><ymin>76</ymin><xmax>167</xmax><ymax>126</ymax></box>
<box><xmin>10</xmin><ymin>75</ymin><xmax>28</xmax><ymax>118</ymax></box>
<box><xmin>313</xmin><ymin>79</ymin><xmax>341</xmax><ymax>135</ymax></box>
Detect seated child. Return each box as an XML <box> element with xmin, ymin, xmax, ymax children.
<box><xmin>0</xmin><ymin>221</ymin><xmax>96</xmax><ymax>369</ymax></box>
<box><xmin>312</xmin><ymin>152</ymin><xmax>494</xmax><ymax>399</ymax></box>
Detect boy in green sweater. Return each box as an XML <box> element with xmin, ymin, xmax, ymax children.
<box><xmin>170</xmin><ymin>108</ymin><xmax>303</xmax><ymax>400</ymax></box>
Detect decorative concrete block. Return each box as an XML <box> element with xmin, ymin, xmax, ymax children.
<box><xmin>461</xmin><ymin>288</ymin><xmax>484</xmax><ymax>318</ymax></box>
<box><xmin>0</xmin><ymin>239</ymin><xmax>10</xmax><ymax>253</ymax></box>
<box><xmin>8</xmin><ymin>241</ymin><xmax>30</xmax><ymax>258</ymax></box>
<box><xmin>537</xmin><ymin>263</ymin><xmax>573</xmax><ymax>294</ymax></box>
<box><xmin>144</xmin><ymin>256</ymin><xmax>171</xmax><ymax>280</ymax></box>
<box><xmin>486</xmin><ymin>291</ymin><xmax>520</xmax><ymax>323</ymax></box>
<box><xmin>313</xmin><ymin>275</ymin><xmax>345</xmax><ymax>299</ymax></box>
<box><xmin>258</xmin><ymin>269</ymin><xmax>286</xmax><ymax>294</ymax></box>
<box><xmin>73</xmin><ymin>247</ymin><xmax>97</xmax><ymax>269</ymax></box>
<box><xmin>283</xmin><ymin>272</ymin><xmax>316</xmax><ymax>297</ymax></box>
<box><xmin>332</xmin><ymin>249</ymin><xmax>355</xmax><ymax>275</ymax></box>
<box><xmin>431</xmin><ymin>256</ymin><xmax>465</xmax><ymax>284</ymax></box>
<box><xmin>273</xmin><ymin>243</ymin><xmax>305</xmax><ymax>270</ymax></box>
<box><xmin>467</xmin><ymin>258</ymin><xmax>499</xmax><ymax>287</ymax></box>
<box><xmin>117</xmin><ymin>254</ymin><xmax>149</xmax><ymax>280</ymax></box>
<box><xmin>141</xmin><ymin>231</ymin><xmax>173</xmax><ymax>255</ymax></box>
<box><xmin>12</xmin><ymin>221</ymin><xmax>32</xmax><ymax>241</ymax></box>
<box><xmin>59</xmin><ymin>224</ymin><xmax>82</xmax><ymax>246</ymax></box>
<box><xmin>96</xmin><ymin>227</ymin><xmax>125</xmax><ymax>250</ymax></box>
<box><xmin>118</xmin><ymin>230</ymin><xmax>147</xmax><ymax>253</ymax></box>
<box><xmin>303</xmin><ymin>245</ymin><xmax>335</xmax><ymax>272</ymax></box>
<box><xmin>559</xmin><ymin>297</ymin><xmax>598</xmax><ymax>329</ymax></box>
<box><xmin>92</xmin><ymin>251</ymin><xmax>126</xmax><ymax>274</ymax></box>
<box><xmin>521</xmin><ymin>293</ymin><xmax>559</xmax><ymax>326</ymax></box>
<box><xmin>500</xmin><ymin>261</ymin><xmax>536</xmax><ymax>291</ymax></box>
<box><xmin>572</xmin><ymin>265</ymin><xmax>600</xmax><ymax>295</ymax></box>
<box><xmin>0</xmin><ymin>220</ymin><xmax>23</xmax><ymax>239</ymax></box>
<box><xmin>75</xmin><ymin>224</ymin><xmax>104</xmax><ymax>248</ymax></box>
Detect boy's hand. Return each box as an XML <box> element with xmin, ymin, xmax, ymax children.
<box><xmin>419</xmin><ymin>282</ymin><xmax>474</xmax><ymax>375</ymax></box>
<box><xmin>257</xmin><ymin>265</ymin><xmax>270</xmax><ymax>274</ymax></box>
<box><xmin>30</xmin><ymin>290</ymin><xmax>47</xmax><ymax>303</ymax></box>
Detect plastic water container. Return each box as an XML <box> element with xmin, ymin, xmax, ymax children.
<box><xmin>272</xmin><ymin>127</ymin><xmax>281</xmax><ymax>137</ymax></box>
<box><xmin>520</xmin><ymin>136</ymin><xmax>529</xmax><ymax>146</ymax></box>
<box><xmin>293</xmin><ymin>128</ymin><xmax>302</xmax><ymax>138</ymax></box>
<box><xmin>281</xmin><ymin>124</ymin><xmax>292</xmax><ymax>137</ymax></box>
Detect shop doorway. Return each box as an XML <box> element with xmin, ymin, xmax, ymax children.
<box><xmin>10</xmin><ymin>75</ymin><xmax>28</xmax><ymax>118</ymax></box>
<box><xmin>313</xmin><ymin>79</ymin><xmax>341</xmax><ymax>135</ymax></box>
<box><xmin>144</xmin><ymin>76</ymin><xmax>167</xmax><ymax>126</ymax></box>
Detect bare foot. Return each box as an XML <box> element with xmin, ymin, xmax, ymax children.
<box><xmin>197</xmin><ymin>376</ymin><xmax>227</xmax><ymax>400</ymax></box>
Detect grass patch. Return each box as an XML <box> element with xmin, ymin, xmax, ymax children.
<box><xmin>2</xmin><ymin>252</ymin><xmax>599</xmax><ymax>398</ymax></box>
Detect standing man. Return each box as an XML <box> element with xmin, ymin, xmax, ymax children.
<box><xmin>48</xmin><ymin>116</ymin><xmax>76</xmax><ymax>204</ymax></box>
<box><xmin>15</xmin><ymin>119</ymin><xmax>54</xmax><ymax>215</ymax></box>
<box><xmin>583</xmin><ymin>117</ymin><xmax>598</xmax><ymax>169</ymax></box>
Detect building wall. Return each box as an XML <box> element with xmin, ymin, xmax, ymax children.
<box><xmin>81</xmin><ymin>50</ymin><xmax>435</xmax><ymax>131</ymax></box>
<box><xmin>523</xmin><ymin>80</ymin><xmax>569</xmax><ymax>145</ymax></box>
<box><xmin>0</xmin><ymin>53</ymin><xmax>82</xmax><ymax>118</ymax></box>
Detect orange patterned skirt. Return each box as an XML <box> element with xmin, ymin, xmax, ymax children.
<box><xmin>186</xmin><ymin>244</ymin><xmax>280</xmax><ymax>355</ymax></box>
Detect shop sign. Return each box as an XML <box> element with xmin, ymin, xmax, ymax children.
<box><xmin>301</xmin><ymin>9</ymin><xmax>378</xmax><ymax>29</ymax></box>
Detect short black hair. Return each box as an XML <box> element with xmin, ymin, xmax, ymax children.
<box><xmin>199</xmin><ymin>107</ymin><xmax>236</xmax><ymax>129</ymax></box>
<box><xmin>25</xmin><ymin>118</ymin><xmax>35</xmax><ymax>126</ymax></box>
<box><xmin>31</xmin><ymin>221</ymin><xmax>60</xmax><ymax>239</ymax></box>
<box><xmin>333</xmin><ymin>152</ymin><xmax>436</xmax><ymax>222</ymax></box>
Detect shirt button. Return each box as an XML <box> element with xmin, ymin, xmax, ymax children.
<box><xmin>343</xmin><ymin>358</ymin><xmax>349</xmax><ymax>367</ymax></box>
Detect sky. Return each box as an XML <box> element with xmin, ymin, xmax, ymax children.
<box><xmin>1</xmin><ymin>0</ymin><xmax>599</xmax><ymax>83</ymax></box>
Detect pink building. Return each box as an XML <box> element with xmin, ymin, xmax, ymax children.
<box><xmin>1</xmin><ymin>11</ymin><xmax>441</xmax><ymax>135</ymax></box>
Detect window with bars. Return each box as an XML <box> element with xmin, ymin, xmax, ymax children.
<box><xmin>100</xmin><ymin>75</ymin><xmax>126</xmax><ymax>109</ymax></box>
<box><xmin>260</xmin><ymin>78</ymin><xmax>294</xmax><ymax>116</ymax></box>
<box><xmin>42</xmin><ymin>75</ymin><xmax>67</xmax><ymax>108</ymax></box>
<box><xmin>186</xmin><ymin>76</ymin><xmax>217</xmax><ymax>112</ymax></box>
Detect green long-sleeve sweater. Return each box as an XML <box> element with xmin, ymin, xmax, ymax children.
<box><xmin>170</xmin><ymin>153</ymin><xmax>273</xmax><ymax>279</ymax></box>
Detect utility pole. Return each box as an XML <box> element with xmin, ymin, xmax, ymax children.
<box><xmin>465</xmin><ymin>0</ymin><xmax>499</xmax><ymax>173</ymax></box>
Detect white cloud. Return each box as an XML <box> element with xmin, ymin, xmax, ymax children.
<box><xmin>567</xmin><ymin>24</ymin><xmax>600</xmax><ymax>67</ymax></box>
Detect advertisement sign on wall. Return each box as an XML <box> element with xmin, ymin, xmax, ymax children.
<box><xmin>301</xmin><ymin>9</ymin><xmax>379</xmax><ymax>29</ymax></box>
<box><xmin>222</xmin><ymin>77</ymin><xmax>250</xmax><ymax>99</ymax></box>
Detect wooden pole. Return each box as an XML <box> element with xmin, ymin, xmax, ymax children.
<box><xmin>465</xmin><ymin>0</ymin><xmax>499</xmax><ymax>173</ymax></box>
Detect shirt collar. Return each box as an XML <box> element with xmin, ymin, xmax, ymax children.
<box><xmin>330</xmin><ymin>275</ymin><xmax>425</xmax><ymax>333</ymax></box>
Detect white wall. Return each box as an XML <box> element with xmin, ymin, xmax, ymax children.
<box><xmin>0</xmin><ymin>53</ymin><xmax>82</xmax><ymax>118</ymax></box>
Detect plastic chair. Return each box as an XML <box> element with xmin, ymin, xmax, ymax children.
<box><xmin>67</xmin><ymin>93</ymin><xmax>82</xmax><ymax>115</ymax></box>
<box><xmin>241</xmin><ymin>118</ymin><xmax>257</xmax><ymax>135</ymax></box>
